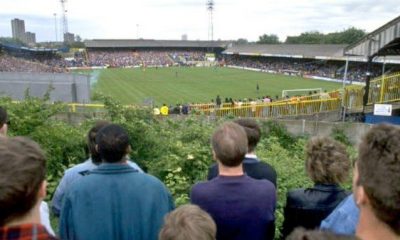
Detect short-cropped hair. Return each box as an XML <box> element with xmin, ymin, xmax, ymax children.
<box><xmin>357</xmin><ymin>124</ymin><xmax>400</xmax><ymax>235</ymax></box>
<box><xmin>95</xmin><ymin>124</ymin><xmax>130</xmax><ymax>163</ymax></box>
<box><xmin>0</xmin><ymin>137</ymin><xmax>46</xmax><ymax>226</ymax></box>
<box><xmin>0</xmin><ymin>106</ymin><xmax>7</xmax><ymax>129</ymax></box>
<box><xmin>233</xmin><ymin>118</ymin><xmax>261</xmax><ymax>153</ymax></box>
<box><xmin>305</xmin><ymin>137</ymin><xmax>350</xmax><ymax>184</ymax></box>
<box><xmin>87</xmin><ymin>120</ymin><xmax>111</xmax><ymax>164</ymax></box>
<box><xmin>159</xmin><ymin>204</ymin><xmax>216</xmax><ymax>240</ymax></box>
<box><xmin>211</xmin><ymin>122</ymin><xmax>248</xmax><ymax>167</ymax></box>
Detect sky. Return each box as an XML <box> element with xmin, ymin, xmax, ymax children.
<box><xmin>0</xmin><ymin>0</ymin><xmax>399</xmax><ymax>42</ymax></box>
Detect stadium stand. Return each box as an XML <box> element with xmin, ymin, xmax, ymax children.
<box><xmin>0</xmin><ymin>44</ymin><xmax>68</xmax><ymax>73</ymax></box>
<box><xmin>87</xmin><ymin>49</ymin><xmax>207</xmax><ymax>67</ymax></box>
<box><xmin>223</xmin><ymin>54</ymin><xmax>386</xmax><ymax>82</ymax></box>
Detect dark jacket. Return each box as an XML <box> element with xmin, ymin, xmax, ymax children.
<box><xmin>281</xmin><ymin>184</ymin><xmax>349</xmax><ymax>238</ymax></box>
<box><xmin>207</xmin><ymin>157</ymin><xmax>277</xmax><ymax>187</ymax></box>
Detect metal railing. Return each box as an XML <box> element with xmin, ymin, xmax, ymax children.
<box><xmin>368</xmin><ymin>73</ymin><xmax>400</xmax><ymax>105</ymax></box>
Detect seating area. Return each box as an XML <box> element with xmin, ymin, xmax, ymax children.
<box><xmin>87</xmin><ymin>50</ymin><xmax>207</xmax><ymax>67</ymax></box>
<box><xmin>224</xmin><ymin>54</ymin><xmax>384</xmax><ymax>82</ymax></box>
<box><xmin>0</xmin><ymin>53</ymin><xmax>67</xmax><ymax>73</ymax></box>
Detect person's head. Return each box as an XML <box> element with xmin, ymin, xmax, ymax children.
<box><xmin>95</xmin><ymin>124</ymin><xmax>130</xmax><ymax>163</ymax></box>
<box><xmin>0</xmin><ymin>106</ymin><xmax>8</xmax><ymax>135</ymax></box>
<box><xmin>305</xmin><ymin>137</ymin><xmax>350</xmax><ymax>184</ymax></box>
<box><xmin>159</xmin><ymin>204</ymin><xmax>216</xmax><ymax>240</ymax></box>
<box><xmin>87</xmin><ymin>120</ymin><xmax>111</xmax><ymax>164</ymax></box>
<box><xmin>354</xmin><ymin>124</ymin><xmax>400</xmax><ymax>235</ymax></box>
<box><xmin>287</xmin><ymin>228</ymin><xmax>359</xmax><ymax>240</ymax></box>
<box><xmin>0</xmin><ymin>137</ymin><xmax>47</xmax><ymax>226</ymax></box>
<box><xmin>233</xmin><ymin>118</ymin><xmax>261</xmax><ymax>153</ymax></box>
<box><xmin>211</xmin><ymin>122</ymin><xmax>248</xmax><ymax>167</ymax></box>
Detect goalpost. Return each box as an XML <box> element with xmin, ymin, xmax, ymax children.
<box><xmin>282</xmin><ymin>88</ymin><xmax>323</xmax><ymax>98</ymax></box>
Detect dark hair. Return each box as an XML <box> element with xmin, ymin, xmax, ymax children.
<box><xmin>87</xmin><ymin>120</ymin><xmax>111</xmax><ymax>164</ymax></box>
<box><xmin>0</xmin><ymin>137</ymin><xmax>46</xmax><ymax>226</ymax></box>
<box><xmin>233</xmin><ymin>118</ymin><xmax>261</xmax><ymax>153</ymax></box>
<box><xmin>211</xmin><ymin>122</ymin><xmax>248</xmax><ymax>167</ymax></box>
<box><xmin>305</xmin><ymin>137</ymin><xmax>350</xmax><ymax>184</ymax></box>
<box><xmin>287</xmin><ymin>227</ymin><xmax>359</xmax><ymax>240</ymax></box>
<box><xmin>0</xmin><ymin>106</ymin><xmax>7</xmax><ymax>129</ymax></box>
<box><xmin>159</xmin><ymin>204</ymin><xmax>216</xmax><ymax>240</ymax></box>
<box><xmin>95</xmin><ymin>124</ymin><xmax>130</xmax><ymax>163</ymax></box>
<box><xmin>357</xmin><ymin>124</ymin><xmax>400</xmax><ymax>235</ymax></box>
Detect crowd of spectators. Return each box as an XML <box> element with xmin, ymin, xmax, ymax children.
<box><xmin>1</xmin><ymin>46</ymin><xmax>394</xmax><ymax>82</ymax></box>
<box><xmin>1</xmin><ymin>103</ymin><xmax>400</xmax><ymax>240</ymax></box>
<box><xmin>224</xmin><ymin>55</ymin><xmax>384</xmax><ymax>82</ymax></box>
<box><xmin>0</xmin><ymin>54</ymin><xmax>68</xmax><ymax>73</ymax></box>
<box><xmin>87</xmin><ymin>50</ymin><xmax>206</xmax><ymax>67</ymax></box>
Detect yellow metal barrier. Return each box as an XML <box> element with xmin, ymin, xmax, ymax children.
<box><xmin>368</xmin><ymin>73</ymin><xmax>400</xmax><ymax>105</ymax></box>
<box><xmin>343</xmin><ymin>86</ymin><xmax>364</xmax><ymax>111</ymax></box>
<box><xmin>199</xmin><ymin>98</ymin><xmax>341</xmax><ymax>118</ymax></box>
<box><xmin>68</xmin><ymin>103</ymin><xmax>106</xmax><ymax>113</ymax></box>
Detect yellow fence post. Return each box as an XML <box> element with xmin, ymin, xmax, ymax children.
<box><xmin>379</xmin><ymin>75</ymin><xmax>385</xmax><ymax>103</ymax></box>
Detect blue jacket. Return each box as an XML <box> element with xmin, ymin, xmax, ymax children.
<box><xmin>320</xmin><ymin>194</ymin><xmax>359</xmax><ymax>234</ymax></box>
<box><xmin>52</xmin><ymin>158</ymin><xmax>143</xmax><ymax>217</ymax></box>
<box><xmin>59</xmin><ymin>163</ymin><xmax>174</xmax><ymax>240</ymax></box>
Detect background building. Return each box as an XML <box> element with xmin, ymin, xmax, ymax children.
<box><xmin>25</xmin><ymin>32</ymin><xmax>36</xmax><ymax>44</ymax></box>
<box><xmin>11</xmin><ymin>18</ymin><xmax>26</xmax><ymax>42</ymax></box>
<box><xmin>64</xmin><ymin>32</ymin><xmax>75</xmax><ymax>43</ymax></box>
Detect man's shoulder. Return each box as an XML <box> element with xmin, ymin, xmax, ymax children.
<box><xmin>244</xmin><ymin>176</ymin><xmax>275</xmax><ymax>191</ymax></box>
<box><xmin>246</xmin><ymin>159</ymin><xmax>276</xmax><ymax>171</ymax></box>
<box><xmin>64</xmin><ymin>159</ymin><xmax>94</xmax><ymax>176</ymax></box>
<box><xmin>192</xmin><ymin>180</ymin><xmax>210</xmax><ymax>191</ymax></box>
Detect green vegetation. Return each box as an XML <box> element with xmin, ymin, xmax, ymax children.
<box><xmin>0</xmin><ymin>94</ymin><xmax>354</xmax><ymax>239</ymax></box>
<box><xmin>285</xmin><ymin>27</ymin><xmax>366</xmax><ymax>44</ymax></box>
<box><xmin>92</xmin><ymin>67</ymin><xmax>342</xmax><ymax>105</ymax></box>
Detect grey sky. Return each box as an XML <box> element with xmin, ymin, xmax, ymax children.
<box><xmin>0</xmin><ymin>0</ymin><xmax>399</xmax><ymax>42</ymax></box>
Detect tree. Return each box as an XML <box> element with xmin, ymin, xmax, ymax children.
<box><xmin>75</xmin><ymin>35</ymin><xmax>82</xmax><ymax>42</ymax></box>
<box><xmin>236</xmin><ymin>38</ymin><xmax>248</xmax><ymax>45</ymax></box>
<box><xmin>0</xmin><ymin>37</ymin><xmax>26</xmax><ymax>46</ymax></box>
<box><xmin>257</xmin><ymin>34</ymin><xmax>280</xmax><ymax>44</ymax></box>
<box><xmin>285</xmin><ymin>28</ymin><xmax>366</xmax><ymax>44</ymax></box>
<box><xmin>326</xmin><ymin>27</ymin><xmax>366</xmax><ymax>44</ymax></box>
<box><xmin>285</xmin><ymin>31</ymin><xmax>324</xmax><ymax>44</ymax></box>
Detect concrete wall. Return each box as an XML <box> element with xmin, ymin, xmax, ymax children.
<box><xmin>57</xmin><ymin>111</ymin><xmax>372</xmax><ymax>145</ymax></box>
<box><xmin>272</xmin><ymin>119</ymin><xmax>372</xmax><ymax>145</ymax></box>
<box><xmin>0</xmin><ymin>72</ymin><xmax>90</xmax><ymax>103</ymax></box>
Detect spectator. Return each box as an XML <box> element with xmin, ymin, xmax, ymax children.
<box><xmin>0</xmin><ymin>106</ymin><xmax>54</xmax><ymax>235</ymax></box>
<box><xmin>191</xmin><ymin>122</ymin><xmax>276</xmax><ymax>240</ymax></box>
<box><xmin>59</xmin><ymin>124</ymin><xmax>174</xmax><ymax>240</ymax></box>
<box><xmin>51</xmin><ymin>120</ymin><xmax>143</xmax><ymax>216</ymax></box>
<box><xmin>286</xmin><ymin>228</ymin><xmax>359</xmax><ymax>240</ymax></box>
<box><xmin>281</xmin><ymin>137</ymin><xmax>350</xmax><ymax>238</ymax></box>
<box><xmin>215</xmin><ymin>95</ymin><xmax>221</xmax><ymax>108</ymax></box>
<box><xmin>207</xmin><ymin>118</ymin><xmax>277</xmax><ymax>187</ymax></box>
<box><xmin>159</xmin><ymin>204</ymin><xmax>216</xmax><ymax>240</ymax></box>
<box><xmin>153</xmin><ymin>106</ymin><xmax>161</xmax><ymax>115</ymax></box>
<box><xmin>353</xmin><ymin>124</ymin><xmax>400</xmax><ymax>240</ymax></box>
<box><xmin>0</xmin><ymin>137</ymin><xmax>56</xmax><ymax>239</ymax></box>
<box><xmin>160</xmin><ymin>104</ymin><xmax>169</xmax><ymax>116</ymax></box>
<box><xmin>320</xmin><ymin>194</ymin><xmax>359</xmax><ymax>235</ymax></box>
<box><xmin>0</xmin><ymin>106</ymin><xmax>8</xmax><ymax>136</ymax></box>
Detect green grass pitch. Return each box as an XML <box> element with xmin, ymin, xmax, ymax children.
<box><xmin>91</xmin><ymin>67</ymin><xmax>342</xmax><ymax>105</ymax></box>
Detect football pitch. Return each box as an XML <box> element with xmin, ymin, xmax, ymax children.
<box><xmin>90</xmin><ymin>67</ymin><xmax>342</xmax><ymax>105</ymax></box>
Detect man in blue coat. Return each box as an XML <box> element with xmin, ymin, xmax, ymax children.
<box><xmin>60</xmin><ymin>124</ymin><xmax>174</xmax><ymax>240</ymax></box>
